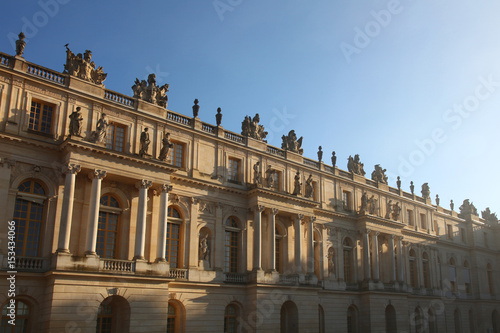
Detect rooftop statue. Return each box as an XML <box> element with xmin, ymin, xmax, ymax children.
<box><xmin>216</xmin><ymin>107</ymin><xmax>222</xmax><ymax>126</ymax></box>
<box><xmin>347</xmin><ymin>154</ymin><xmax>365</xmax><ymax>176</ymax></box>
<box><xmin>15</xmin><ymin>32</ymin><xmax>26</xmax><ymax>56</ymax></box>
<box><xmin>317</xmin><ymin>146</ymin><xmax>323</xmax><ymax>163</ymax></box>
<box><xmin>132</xmin><ymin>73</ymin><xmax>169</xmax><ymax>108</ymax></box>
<box><xmin>281</xmin><ymin>130</ymin><xmax>303</xmax><ymax>155</ymax></box>
<box><xmin>241</xmin><ymin>114</ymin><xmax>267</xmax><ymax>141</ymax></box>
<box><xmin>192</xmin><ymin>99</ymin><xmax>200</xmax><ymax>118</ymax></box>
<box><xmin>64</xmin><ymin>45</ymin><xmax>107</xmax><ymax>85</ymax></box>
<box><xmin>459</xmin><ymin>199</ymin><xmax>478</xmax><ymax>217</ymax></box>
<box><xmin>421</xmin><ymin>183</ymin><xmax>430</xmax><ymax>199</ymax></box>
<box><xmin>371</xmin><ymin>164</ymin><xmax>388</xmax><ymax>184</ymax></box>
<box><xmin>331</xmin><ymin>151</ymin><xmax>337</xmax><ymax>169</ymax></box>
<box><xmin>482</xmin><ymin>207</ymin><xmax>499</xmax><ymax>224</ymax></box>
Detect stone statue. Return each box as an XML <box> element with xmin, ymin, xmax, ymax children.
<box><xmin>435</xmin><ymin>194</ymin><xmax>440</xmax><ymax>206</ymax></box>
<box><xmin>91</xmin><ymin>113</ymin><xmax>108</xmax><ymax>143</ymax></box>
<box><xmin>450</xmin><ymin>200</ymin><xmax>454</xmax><ymax>211</ymax></box>
<box><xmin>421</xmin><ymin>183</ymin><xmax>430</xmax><ymax>199</ymax></box>
<box><xmin>15</xmin><ymin>32</ymin><xmax>26</xmax><ymax>56</ymax></box>
<box><xmin>281</xmin><ymin>130</ymin><xmax>303</xmax><ymax>155</ymax></box>
<box><xmin>331</xmin><ymin>151</ymin><xmax>337</xmax><ymax>169</ymax></box>
<box><xmin>317</xmin><ymin>146</ymin><xmax>323</xmax><ymax>163</ymax></box>
<box><xmin>132</xmin><ymin>73</ymin><xmax>169</xmax><ymax>108</ymax></box>
<box><xmin>371</xmin><ymin>164</ymin><xmax>388</xmax><ymax>184</ymax></box>
<box><xmin>459</xmin><ymin>199</ymin><xmax>478</xmax><ymax>217</ymax></box>
<box><xmin>305</xmin><ymin>174</ymin><xmax>314</xmax><ymax>198</ymax></box>
<box><xmin>397</xmin><ymin>176</ymin><xmax>401</xmax><ymax>190</ymax></box>
<box><xmin>368</xmin><ymin>195</ymin><xmax>376</xmax><ymax>215</ymax></box>
<box><xmin>292</xmin><ymin>171</ymin><xmax>302</xmax><ymax>195</ymax></box>
<box><xmin>482</xmin><ymin>207</ymin><xmax>499</xmax><ymax>224</ymax></box>
<box><xmin>241</xmin><ymin>114</ymin><xmax>267</xmax><ymax>141</ymax></box>
<box><xmin>385</xmin><ymin>200</ymin><xmax>393</xmax><ymax>219</ymax></box>
<box><xmin>347</xmin><ymin>154</ymin><xmax>366</xmax><ymax>176</ymax></box>
<box><xmin>158</xmin><ymin>132</ymin><xmax>174</xmax><ymax>161</ymax></box>
<box><xmin>63</xmin><ymin>45</ymin><xmax>107</xmax><ymax>84</ymax></box>
<box><xmin>69</xmin><ymin>107</ymin><xmax>83</xmax><ymax>137</ymax></box>
<box><xmin>216</xmin><ymin>107</ymin><xmax>222</xmax><ymax>126</ymax></box>
<box><xmin>266</xmin><ymin>165</ymin><xmax>276</xmax><ymax>189</ymax></box>
<box><xmin>360</xmin><ymin>192</ymin><xmax>368</xmax><ymax>214</ymax></box>
<box><xmin>392</xmin><ymin>202</ymin><xmax>401</xmax><ymax>220</ymax></box>
<box><xmin>192</xmin><ymin>99</ymin><xmax>200</xmax><ymax>118</ymax></box>
<box><xmin>327</xmin><ymin>247</ymin><xmax>335</xmax><ymax>276</ymax></box>
<box><xmin>199</xmin><ymin>233</ymin><xmax>209</xmax><ymax>261</ymax></box>
<box><xmin>139</xmin><ymin>128</ymin><xmax>150</xmax><ymax>157</ymax></box>
<box><xmin>410</xmin><ymin>181</ymin><xmax>415</xmax><ymax>195</ymax></box>
<box><xmin>253</xmin><ymin>162</ymin><xmax>262</xmax><ymax>186</ymax></box>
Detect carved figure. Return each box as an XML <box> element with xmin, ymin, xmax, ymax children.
<box><xmin>15</xmin><ymin>32</ymin><xmax>26</xmax><ymax>56</ymax></box>
<box><xmin>371</xmin><ymin>164</ymin><xmax>388</xmax><ymax>184</ymax></box>
<box><xmin>241</xmin><ymin>114</ymin><xmax>267</xmax><ymax>141</ymax></box>
<box><xmin>199</xmin><ymin>233</ymin><xmax>209</xmax><ymax>261</ymax></box>
<box><xmin>421</xmin><ymin>183</ymin><xmax>430</xmax><ymax>199</ymax></box>
<box><xmin>435</xmin><ymin>194</ymin><xmax>440</xmax><ymax>206</ymax></box>
<box><xmin>68</xmin><ymin>107</ymin><xmax>83</xmax><ymax>137</ymax></box>
<box><xmin>192</xmin><ymin>99</ymin><xmax>200</xmax><ymax>118</ymax></box>
<box><xmin>331</xmin><ymin>151</ymin><xmax>337</xmax><ymax>169</ymax></box>
<box><xmin>482</xmin><ymin>207</ymin><xmax>499</xmax><ymax>224</ymax></box>
<box><xmin>292</xmin><ymin>171</ymin><xmax>302</xmax><ymax>195</ymax></box>
<box><xmin>266</xmin><ymin>165</ymin><xmax>276</xmax><ymax>189</ymax></box>
<box><xmin>410</xmin><ymin>181</ymin><xmax>415</xmax><ymax>195</ymax></box>
<box><xmin>347</xmin><ymin>154</ymin><xmax>366</xmax><ymax>176</ymax></box>
<box><xmin>253</xmin><ymin>162</ymin><xmax>262</xmax><ymax>186</ymax></box>
<box><xmin>91</xmin><ymin>113</ymin><xmax>108</xmax><ymax>143</ymax></box>
<box><xmin>360</xmin><ymin>192</ymin><xmax>368</xmax><ymax>213</ymax></box>
<box><xmin>459</xmin><ymin>199</ymin><xmax>478</xmax><ymax>217</ymax></box>
<box><xmin>368</xmin><ymin>195</ymin><xmax>376</xmax><ymax>215</ymax></box>
<box><xmin>385</xmin><ymin>200</ymin><xmax>393</xmax><ymax>219</ymax></box>
<box><xmin>327</xmin><ymin>247</ymin><xmax>335</xmax><ymax>276</ymax></box>
<box><xmin>131</xmin><ymin>73</ymin><xmax>169</xmax><ymax>108</ymax></box>
<box><xmin>216</xmin><ymin>107</ymin><xmax>222</xmax><ymax>126</ymax></box>
<box><xmin>450</xmin><ymin>200</ymin><xmax>454</xmax><ymax>211</ymax></box>
<box><xmin>317</xmin><ymin>146</ymin><xmax>323</xmax><ymax>163</ymax></box>
<box><xmin>281</xmin><ymin>130</ymin><xmax>303</xmax><ymax>155</ymax></box>
<box><xmin>63</xmin><ymin>45</ymin><xmax>107</xmax><ymax>84</ymax></box>
<box><xmin>396</xmin><ymin>176</ymin><xmax>401</xmax><ymax>190</ymax></box>
<box><xmin>158</xmin><ymin>132</ymin><xmax>174</xmax><ymax>161</ymax></box>
<box><xmin>305</xmin><ymin>174</ymin><xmax>314</xmax><ymax>198</ymax></box>
<box><xmin>139</xmin><ymin>128</ymin><xmax>150</xmax><ymax>157</ymax></box>
<box><xmin>392</xmin><ymin>202</ymin><xmax>401</xmax><ymax>220</ymax></box>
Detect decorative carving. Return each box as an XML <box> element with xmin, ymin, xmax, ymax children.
<box><xmin>64</xmin><ymin>164</ymin><xmax>81</xmax><ymax>175</ymax></box>
<box><xmin>410</xmin><ymin>181</ymin><xmax>415</xmax><ymax>195</ymax></box>
<box><xmin>89</xmin><ymin>169</ymin><xmax>107</xmax><ymax>180</ymax></box>
<box><xmin>139</xmin><ymin>128</ymin><xmax>150</xmax><ymax>158</ymax></box>
<box><xmin>347</xmin><ymin>154</ymin><xmax>365</xmax><ymax>176</ymax></box>
<box><xmin>368</xmin><ymin>195</ymin><xmax>377</xmax><ymax>215</ymax></box>
<box><xmin>253</xmin><ymin>162</ymin><xmax>262</xmax><ymax>186</ymax></box>
<box><xmin>15</xmin><ymin>32</ymin><xmax>26</xmax><ymax>56</ymax></box>
<box><xmin>421</xmin><ymin>183</ymin><xmax>430</xmax><ymax>199</ymax></box>
<box><xmin>192</xmin><ymin>99</ymin><xmax>200</xmax><ymax>118</ymax></box>
<box><xmin>385</xmin><ymin>200</ymin><xmax>393</xmax><ymax>219</ymax></box>
<box><xmin>159</xmin><ymin>184</ymin><xmax>173</xmax><ymax>193</ymax></box>
<box><xmin>241</xmin><ymin>114</ymin><xmax>267</xmax><ymax>141</ymax></box>
<box><xmin>68</xmin><ymin>107</ymin><xmax>83</xmax><ymax>137</ymax></box>
<box><xmin>317</xmin><ymin>146</ymin><xmax>323</xmax><ymax>163</ymax></box>
<box><xmin>396</xmin><ymin>176</ymin><xmax>401</xmax><ymax>190</ymax></box>
<box><xmin>459</xmin><ymin>199</ymin><xmax>477</xmax><ymax>217</ymax></box>
<box><xmin>216</xmin><ymin>107</ymin><xmax>222</xmax><ymax>126</ymax></box>
<box><xmin>132</xmin><ymin>73</ymin><xmax>169</xmax><ymax>107</ymax></box>
<box><xmin>136</xmin><ymin>179</ymin><xmax>152</xmax><ymax>189</ymax></box>
<box><xmin>360</xmin><ymin>192</ymin><xmax>368</xmax><ymax>214</ymax></box>
<box><xmin>158</xmin><ymin>132</ymin><xmax>173</xmax><ymax>161</ymax></box>
<box><xmin>327</xmin><ymin>247</ymin><xmax>335</xmax><ymax>276</ymax></box>
<box><xmin>265</xmin><ymin>165</ymin><xmax>276</xmax><ymax>189</ymax></box>
<box><xmin>371</xmin><ymin>164</ymin><xmax>388</xmax><ymax>184</ymax></box>
<box><xmin>392</xmin><ymin>202</ymin><xmax>401</xmax><ymax>221</ymax></box>
<box><xmin>199</xmin><ymin>201</ymin><xmax>215</xmax><ymax>214</ymax></box>
<box><xmin>304</xmin><ymin>174</ymin><xmax>313</xmax><ymax>198</ymax></box>
<box><xmin>64</xmin><ymin>45</ymin><xmax>107</xmax><ymax>84</ymax></box>
<box><xmin>90</xmin><ymin>113</ymin><xmax>108</xmax><ymax>143</ymax></box>
<box><xmin>199</xmin><ymin>233</ymin><xmax>209</xmax><ymax>261</ymax></box>
<box><xmin>331</xmin><ymin>151</ymin><xmax>336</xmax><ymax>169</ymax></box>
<box><xmin>281</xmin><ymin>130</ymin><xmax>303</xmax><ymax>155</ymax></box>
<box><xmin>292</xmin><ymin>171</ymin><xmax>302</xmax><ymax>196</ymax></box>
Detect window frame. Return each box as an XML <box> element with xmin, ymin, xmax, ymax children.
<box><xmin>169</xmin><ymin>140</ymin><xmax>186</xmax><ymax>168</ymax></box>
<box><xmin>343</xmin><ymin>238</ymin><xmax>354</xmax><ymax>283</ymax></box>
<box><xmin>224</xmin><ymin>217</ymin><xmax>241</xmax><ymax>273</ymax></box>
<box><xmin>97</xmin><ymin>194</ymin><xmax>122</xmax><ymax>259</ymax></box>
<box><xmin>407</xmin><ymin>209</ymin><xmax>414</xmax><ymax>226</ymax></box>
<box><xmin>342</xmin><ymin>191</ymin><xmax>351</xmax><ymax>211</ymax></box>
<box><xmin>28</xmin><ymin>99</ymin><xmax>54</xmax><ymax>135</ymax></box>
<box><xmin>106</xmin><ymin>122</ymin><xmax>127</xmax><ymax>152</ymax></box>
<box><xmin>166</xmin><ymin>206</ymin><xmax>183</xmax><ymax>269</ymax></box>
<box><xmin>228</xmin><ymin>157</ymin><xmax>242</xmax><ymax>183</ymax></box>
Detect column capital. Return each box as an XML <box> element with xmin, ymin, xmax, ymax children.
<box><xmin>296</xmin><ymin>214</ymin><xmax>304</xmax><ymax>221</ymax></box>
<box><xmin>158</xmin><ymin>184</ymin><xmax>173</xmax><ymax>193</ymax></box>
<box><xmin>397</xmin><ymin>236</ymin><xmax>404</xmax><ymax>242</ymax></box>
<box><xmin>136</xmin><ymin>179</ymin><xmax>152</xmax><ymax>190</ymax></box>
<box><xmin>255</xmin><ymin>205</ymin><xmax>265</xmax><ymax>213</ymax></box>
<box><xmin>373</xmin><ymin>231</ymin><xmax>380</xmax><ymax>237</ymax></box>
<box><xmin>271</xmin><ymin>208</ymin><xmax>279</xmax><ymax>216</ymax></box>
<box><xmin>310</xmin><ymin>216</ymin><xmax>317</xmax><ymax>223</ymax></box>
<box><xmin>88</xmin><ymin>169</ymin><xmax>106</xmax><ymax>180</ymax></box>
<box><xmin>364</xmin><ymin>229</ymin><xmax>371</xmax><ymax>235</ymax></box>
<box><xmin>389</xmin><ymin>234</ymin><xmax>397</xmax><ymax>240</ymax></box>
<box><xmin>64</xmin><ymin>163</ymin><xmax>81</xmax><ymax>175</ymax></box>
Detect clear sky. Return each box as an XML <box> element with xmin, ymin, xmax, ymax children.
<box><xmin>1</xmin><ymin>0</ymin><xmax>499</xmax><ymax>216</ymax></box>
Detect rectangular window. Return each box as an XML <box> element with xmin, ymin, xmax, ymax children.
<box><xmin>460</xmin><ymin>228</ymin><xmax>466</xmax><ymax>243</ymax></box>
<box><xmin>224</xmin><ymin>230</ymin><xmax>238</xmax><ymax>273</ymax></box>
<box><xmin>420</xmin><ymin>213</ymin><xmax>427</xmax><ymax>229</ymax></box>
<box><xmin>29</xmin><ymin>100</ymin><xmax>54</xmax><ymax>134</ymax></box>
<box><xmin>169</xmin><ymin>141</ymin><xmax>185</xmax><ymax>168</ymax></box>
<box><xmin>342</xmin><ymin>191</ymin><xmax>351</xmax><ymax>211</ymax></box>
<box><xmin>484</xmin><ymin>232</ymin><xmax>489</xmax><ymax>248</ymax></box>
<box><xmin>106</xmin><ymin>123</ymin><xmax>126</xmax><ymax>152</ymax></box>
<box><xmin>407</xmin><ymin>210</ymin><xmax>414</xmax><ymax>226</ymax></box>
<box><xmin>447</xmin><ymin>225</ymin><xmax>453</xmax><ymax>239</ymax></box>
<box><xmin>449</xmin><ymin>266</ymin><xmax>457</xmax><ymax>292</ymax></box>
<box><xmin>464</xmin><ymin>269</ymin><xmax>471</xmax><ymax>294</ymax></box>
<box><xmin>228</xmin><ymin>158</ymin><xmax>241</xmax><ymax>183</ymax></box>
<box><xmin>272</xmin><ymin>171</ymin><xmax>280</xmax><ymax>191</ymax></box>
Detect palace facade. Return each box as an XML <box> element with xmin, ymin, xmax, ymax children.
<box><xmin>0</xmin><ymin>40</ymin><xmax>499</xmax><ymax>333</ymax></box>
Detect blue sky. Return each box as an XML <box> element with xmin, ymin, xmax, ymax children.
<box><xmin>1</xmin><ymin>0</ymin><xmax>499</xmax><ymax>216</ymax></box>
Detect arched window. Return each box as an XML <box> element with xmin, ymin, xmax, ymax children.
<box><xmin>13</xmin><ymin>179</ymin><xmax>47</xmax><ymax>257</ymax></box>
<box><xmin>318</xmin><ymin>305</ymin><xmax>325</xmax><ymax>333</ymax></box>
<box><xmin>97</xmin><ymin>195</ymin><xmax>121</xmax><ymax>258</ymax></box>
<box><xmin>385</xmin><ymin>304</ymin><xmax>397</xmax><ymax>333</ymax></box>
<box><xmin>224</xmin><ymin>304</ymin><xmax>239</xmax><ymax>333</ymax></box>
<box><xmin>343</xmin><ymin>238</ymin><xmax>354</xmax><ymax>283</ymax></box>
<box><xmin>167</xmin><ymin>301</ymin><xmax>185</xmax><ymax>333</ymax></box>
<box><xmin>96</xmin><ymin>296</ymin><xmax>130</xmax><ymax>333</ymax></box>
<box><xmin>0</xmin><ymin>300</ymin><xmax>30</xmax><ymax>332</ymax></box>
<box><xmin>464</xmin><ymin>261</ymin><xmax>471</xmax><ymax>294</ymax></box>
<box><xmin>275</xmin><ymin>226</ymin><xmax>283</xmax><ymax>273</ymax></box>
<box><xmin>167</xmin><ymin>207</ymin><xmax>183</xmax><ymax>268</ymax></box>
<box><xmin>487</xmin><ymin>263</ymin><xmax>495</xmax><ymax>295</ymax></box>
<box><xmin>493</xmin><ymin>309</ymin><xmax>499</xmax><ymax>333</ymax></box>
<box><xmin>225</xmin><ymin>217</ymin><xmax>240</xmax><ymax>273</ymax></box>
<box><xmin>422</xmin><ymin>252</ymin><xmax>431</xmax><ymax>289</ymax></box>
<box><xmin>468</xmin><ymin>309</ymin><xmax>475</xmax><ymax>333</ymax></box>
<box><xmin>347</xmin><ymin>305</ymin><xmax>358</xmax><ymax>333</ymax></box>
<box><xmin>449</xmin><ymin>258</ymin><xmax>457</xmax><ymax>292</ymax></box>
<box><xmin>454</xmin><ymin>308</ymin><xmax>462</xmax><ymax>333</ymax></box>
<box><xmin>280</xmin><ymin>301</ymin><xmax>298</xmax><ymax>333</ymax></box>
<box><xmin>409</xmin><ymin>249</ymin><xmax>418</xmax><ymax>288</ymax></box>
<box><xmin>428</xmin><ymin>308</ymin><xmax>438</xmax><ymax>333</ymax></box>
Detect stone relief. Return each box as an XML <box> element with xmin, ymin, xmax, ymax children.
<box><xmin>241</xmin><ymin>114</ymin><xmax>267</xmax><ymax>141</ymax></box>
<box><xmin>198</xmin><ymin>201</ymin><xmax>215</xmax><ymax>215</ymax></box>
<box><xmin>459</xmin><ymin>199</ymin><xmax>478</xmax><ymax>217</ymax></box>
<box><xmin>281</xmin><ymin>130</ymin><xmax>303</xmax><ymax>155</ymax></box>
<box><xmin>64</xmin><ymin>46</ymin><xmax>107</xmax><ymax>85</ymax></box>
<box><xmin>371</xmin><ymin>164</ymin><xmax>388</xmax><ymax>184</ymax></box>
<box><xmin>327</xmin><ymin>247</ymin><xmax>335</xmax><ymax>276</ymax></box>
<box><xmin>385</xmin><ymin>199</ymin><xmax>393</xmax><ymax>219</ymax></box>
<box><xmin>347</xmin><ymin>154</ymin><xmax>365</xmax><ymax>176</ymax></box>
<box><xmin>421</xmin><ymin>183</ymin><xmax>430</xmax><ymax>199</ymax></box>
<box><xmin>68</xmin><ymin>107</ymin><xmax>83</xmax><ymax>137</ymax></box>
<box><xmin>199</xmin><ymin>233</ymin><xmax>209</xmax><ymax>262</ymax></box>
<box><xmin>90</xmin><ymin>113</ymin><xmax>108</xmax><ymax>143</ymax></box>
<box><xmin>132</xmin><ymin>73</ymin><xmax>169</xmax><ymax>107</ymax></box>
<box><xmin>265</xmin><ymin>165</ymin><xmax>276</xmax><ymax>189</ymax></box>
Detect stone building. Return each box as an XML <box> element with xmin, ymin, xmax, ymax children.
<box><xmin>0</xmin><ymin>40</ymin><xmax>499</xmax><ymax>333</ymax></box>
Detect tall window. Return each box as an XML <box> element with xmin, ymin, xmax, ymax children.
<box><xmin>422</xmin><ymin>252</ymin><xmax>431</xmax><ymax>289</ymax></box>
<box><xmin>464</xmin><ymin>261</ymin><xmax>471</xmax><ymax>294</ymax></box>
<box><xmin>342</xmin><ymin>191</ymin><xmax>351</xmax><ymax>211</ymax></box>
<box><xmin>347</xmin><ymin>306</ymin><xmax>358</xmax><ymax>333</ymax></box>
<box><xmin>96</xmin><ymin>302</ymin><xmax>113</xmax><ymax>333</ymax></box>
<box><xmin>228</xmin><ymin>158</ymin><xmax>240</xmax><ymax>183</ymax></box>
<box><xmin>280</xmin><ymin>301</ymin><xmax>298</xmax><ymax>333</ymax></box>
<box><xmin>409</xmin><ymin>249</ymin><xmax>418</xmax><ymax>288</ymax></box>
<box><xmin>106</xmin><ymin>123</ymin><xmax>126</xmax><ymax>152</ymax></box>
<box><xmin>169</xmin><ymin>141</ymin><xmax>185</xmax><ymax>168</ymax></box>
<box><xmin>97</xmin><ymin>195</ymin><xmax>121</xmax><ymax>258</ymax></box>
<box><xmin>13</xmin><ymin>179</ymin><xmax>47</xmax><ymax>257</ymax></box>
<box><xmin>29</xmin><ymin>99</ymin><xmax>53</xmax><ymax>134</ymax></box>
<box><xmin>469</xmin><ymin>309</ymin><xmax>475</xmax><ymax>333</ymax></box>
<box><xmin>275</xmin><ymin>226</ymin><xmax>283</xmax><ymax>273</ymax></box>
<box><xmin>167</xmin><ymin>303</ymin><xmax>176</xmax><ymax>333</ymax></box>
<box><xmin>96</xmin><ymin>296</ymin><xmax>130</xmax><ymax>333</ymax></box>
<box><xmin>454</xmin><ymin>309</ymin><xmax>462</xmax><ymax>333</ymax></box>
<box><xmin>460</xmin><ymin>228</ymin><xmax>466</xmax><ymax>243</ymax></box>
<box><xmin>318</xmin><ymin>305</ymin><xmax>325</xmax><ymax>333</ymax></box>
<box><xmin>487</xmin><ymin>263</ymin><xmax>494</xmax><ymax>295</ymax></box>
<box><xmin>343</xmin><ymin>238</ymin><xmax>354</xmax><ymax>283</ymax></box>
<box><xmin>224</xmin><ymin>217</ymin><xmax>240</xmax><ymax>273</ymax></box>
<box><xmin>166</xmin><ymin>207</ymin><xmax>182</xmax><ymax>268</ymax></box>
<box><xmin>385</xmin><ymin>305</ymin><xmax>397</xmax><ymax>333</ymax></box>
<box><xmin>224</xmin><ymin>304</ymin><xmax>239</xmax><ymax>333</ymax></box>
<box><xmin>449</xmin><ymin>258</ymin><xmax>457</xmax><ymax>292</ymax></box>
<box><xmin>420</xmin><ymin>213</ymin><xmax>427</xmax><ymax>229</ymax></box>
<box><xmin>407</xmin><ymin>210</ymin><xmax>414</xmax><ymax>226</ymax></box>
<box><xmin>1</xmin><ymin>300</ymin><xmax>30</xmax><ymax>332</ymax></box>
<box><xmin>271</xmin><ymin>171</ymin><xmax>280</xmax><ymax>191</ymax></box>
<box><xmin>493</xmin><ymin>310</ymin><xmax>499</xmax><ymax>333</ymax></box>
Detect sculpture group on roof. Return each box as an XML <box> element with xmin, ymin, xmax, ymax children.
<box><xmin>132</xmin><ymin>73</ymin><xmax>169</xmax><ymax>108</ymax></box>
<box><xmin>63</xmin><ymin>45</ymin><xmax>107</xmax><ymax>85</ymax></box>
<box><xmin>482</xmin><ymin>207</ymin><xmax>499</xmax><ymax>224</ymax></box>
<box><xmin>241</xmin><ymin>114</ymin><xmax>267</xmax><ymax>141</ymax></box>
<box><xmin>421</xmin><ymin>183</ymin><xmax>430</xmax><ymax>199</ymax></box>
<box><xmin>281</xmin><ymin>130</ymin><xmax>303</xmax><ymax>155</ymax></box>
<box><xmin>459</xmin><ymin>199</ymin><xmax>478</xmax><ymax>217</ymax></box>
<box><xmin>347</xmin><ymin>154</ymin><xmax>365</xmax><ymax>176</ymax></box>
<box><xmin>371</xmin><ymin>164</ymin><xmax>388</xmax><ymax>184</ymax></box>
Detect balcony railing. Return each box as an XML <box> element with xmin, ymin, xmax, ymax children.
<box><xmin>202</xmin><ymin>123</ymin><xmax>216</xmax><ymax>134</ymax></box>
<box><xmin>100</xmin><ymin>259</ymin><xmax>135</xmax><ymax>273</ymax></box>
<box><xmin>303</xmin><ymin>158</ymin><xmax>319</xmax><ymax>168</ymax></box>
<box><xmin>15</xmin><ymin>256</ymin><xmax>47</xmax><ymax>272</ymax></box>
<box><xmin>224</xmin><ymin>131</ymin><xmax>245</xmax><ymax>144</ymax></box>
<box><xmin>169</xmin><ymin>268</ymin><xmax>188</xmax><ymax>279</ymax></box>
<box><xmin>279</xmin><ymin>274</ymin><xmax>299</xmax><ymax>285</ymax></box>
<box><xmin>26</xmin><ymin>63</ymin><xmax>66</xmax><ymax>85</ymax></box>
<box><xmin>167</xmin><ymin>111</ymin><xmax>191</xmax><ymax>126</ymax></box>
<box><xmin>224</xmin><ymin>272</ymin><xmax>247</xmax><ymax>283</ymax></box>
<box><xmin>267</xmin><ymin>145</ymin><xmax>285</xmax><ymax>157</ymax></box>
<box><xmin>104</xmin><ymin>89</ymin><xmax>134</xmax><ymax>107</ymax></box>
<box><xmin>0</xmin><ymin>53</ymin><xmax>11</xmax><ymax>67</ymax></box>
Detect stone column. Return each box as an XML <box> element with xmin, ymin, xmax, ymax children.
<box><xmin>337</xmin><ymin>229</ymin><xmax>344</xmax><ymax>281</ymax></box>
<box><xmin>388</xmin><ymin>235</ymin><xmax>396</xmax><ymax>282</ymax></box>
<box><xmin>372</xmin><ymin>231</ymin><xmax>380</xmax><ymax>281</ymax></box>
<box><xmin>307</xmin><ymin>216</ymin><xmax>316</xmax><ymax>274</ymax></box>
<box><xmin>253</xmin><ymin>205</ymin><xmax>265</xmax><ymax>270</ymax></box>
<box><xmin>85</xmin><ymin>169</ymin><xmax>107</xmax><ymax>255</ymax></box>
<box><xmin>156</xmin><ymin>184</ymin><xmax>172</xmax><ymax>262</ymax></box>
<box><xmin>397</xmin><ymin>236</ymin><xmax>404</xmax><ymax>282</ymax></box>
<box><xmin>134</xmin><ymin>179</ymin><xmax>152</xmax><ymax>260</ymax></box>
<box><xmin>57</xmin><ymin>163</ymin><xmax>81</xmax><ymax>253</ymax></box>
<box><xmin>294</xmin><ymin>214</ymin><xmax>304</xmax><ymax>273</ymax></box>
<box><xmin>269</xmin><ymin>208</ymin><xmax>278</xmax><ymax>271</ymax></box>
<box><xmin>363</xmin><ymin>230</ymin><xmax>371</xmax><ymax>280</ymax></box>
